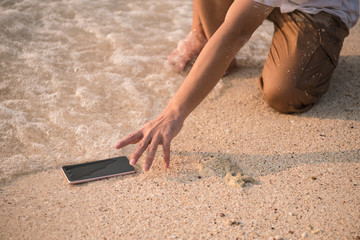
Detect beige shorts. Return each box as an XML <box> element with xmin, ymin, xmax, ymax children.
<box><xmin>259</xmin><ymin>8</ymin><xmax>349</xmax><ymax>113</ymax></box>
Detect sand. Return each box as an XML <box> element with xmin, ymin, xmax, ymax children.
<box><xmin>1</xmin><ymin>22</ymin><xmax>359</xmax><ymax>240</ymax></box>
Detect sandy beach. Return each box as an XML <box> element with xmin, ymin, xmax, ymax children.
<box><xmin>1</xmin><ymin>15</ymin><xmax>359</xmax><ymax>240</ymax></box>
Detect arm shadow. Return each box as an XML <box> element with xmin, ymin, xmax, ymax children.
<box><xmin>166</xmin><ymin>149</ymin><xmax>360</xmax><ymax>185</ymax></box>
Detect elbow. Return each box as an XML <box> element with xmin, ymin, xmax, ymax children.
<box><xmin>222</xmin><ymin>22</ymin><xmax>253</xmax><ymax>47</ymax></box>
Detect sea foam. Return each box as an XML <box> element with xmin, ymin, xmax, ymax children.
<box><xmin>0</xmin><ymin>0</ymin><xmax>273</xmax><ymax>182</ymax></box>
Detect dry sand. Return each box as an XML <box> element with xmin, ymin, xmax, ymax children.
<box><xmin>1</xmin><ymin>22</ymin><xmax>359</xmax><ymax>240</ymax></box>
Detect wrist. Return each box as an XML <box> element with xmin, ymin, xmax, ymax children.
<box><xmin>163</xmin><ymin>101</ymin><xmax>188</xmax><ymax>123</ymax></box>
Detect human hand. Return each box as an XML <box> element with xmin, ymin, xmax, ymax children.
<box><xmin>114</xmin><ymin>110</ymin><xmax>184</xmax><ymax>171</ymax></box>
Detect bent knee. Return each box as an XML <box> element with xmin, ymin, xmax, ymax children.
<box><xmin>260</xmin><ymin>77</ymin><xmax>319</xmax><ymax>113</ymax></box>
<box><xmin>265</xmin><ymin>90</ymin><xmax>316</xmax><ymax>113</ymax></box>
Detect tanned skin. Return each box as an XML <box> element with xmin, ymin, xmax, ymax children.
<box><xmin>115</xmin><ymin>0</ymin><xmax>274</xmax><ymax>171</ymax></box>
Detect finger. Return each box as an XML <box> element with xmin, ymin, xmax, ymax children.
<box><xmin>114</xmin><ymin>131</ymin><xmax>143</xmax><ymax>149</ymax></box>
<box><xmin>129</xmin><ymin>138</ymin><xmax>151</xmax><ymax>165</ymax></box>
<box><xmin>144</xmin><ymin>138</ymin><xmax>159</xmax><ymax>171</ymax></box>
<box><xmin>162</xmin><ymin>140</ymin><xmax>171</xmax><ymax>169</ymax></box>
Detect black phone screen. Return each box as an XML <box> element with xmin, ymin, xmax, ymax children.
<box><xmin>61</xmin><ymin>156</ymin><xmax>135</xmax><ymax>184</ymax></box>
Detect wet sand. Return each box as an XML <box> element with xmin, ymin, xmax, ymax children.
<box><xmin>1</xmin><ymin>23</ymin><xmax>359</xmax><ymax>240</ymax></box>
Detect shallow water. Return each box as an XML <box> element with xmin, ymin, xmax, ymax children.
<box><xmin>0</xmin><ymin>0</ymin><xmax>273</xmax><ymax>182</ymax></box>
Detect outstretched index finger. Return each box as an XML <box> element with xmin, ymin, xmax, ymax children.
<box><xmin>114</xmin><ymin>131</ymin><xmax>143</xmax><ymax>149</ymax></box>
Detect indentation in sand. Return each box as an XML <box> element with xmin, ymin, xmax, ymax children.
<box><xmin>198</xmin><ymin>158</ymin><xmax>257</xmax><ymax>187</ymax></box>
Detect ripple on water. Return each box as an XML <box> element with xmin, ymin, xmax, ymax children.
<box><xmin>0</xmin><ymin>0</ymin><xmax>273</xmax><ymax>182</ymax></box>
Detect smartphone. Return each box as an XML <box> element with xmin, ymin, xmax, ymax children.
<box><xmin>61</xmin><ymin>156</ymin><xmax>135</xmax><ymax>184</ymax></box>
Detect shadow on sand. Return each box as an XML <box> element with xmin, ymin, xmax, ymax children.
<box><xmin>168</xmin><ymin>148</ymin><xmax>360</xmax><ymax>185</ymax></box>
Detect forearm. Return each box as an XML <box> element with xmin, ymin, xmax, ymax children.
<box><xmin>166</xmin><ymin>25</ymin><xmax>247</xmax><ymax>120</ymax></box>
<box><xmin>165</xmin><ymin>0</ymin><xmax>273</xmax><ymax>121</ymax></box>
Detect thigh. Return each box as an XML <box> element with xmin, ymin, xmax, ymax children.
<box><xmin>260</xmin><ymin>9</ymin><xmax>349</xmax><ymax>112</ymax></box>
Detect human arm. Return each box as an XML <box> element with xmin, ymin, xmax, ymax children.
<box><xmin>114</xmin><ymin>0</ymin><xmax>274</xmax><ymax>171</ymax></box>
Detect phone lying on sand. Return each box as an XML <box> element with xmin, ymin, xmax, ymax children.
<box><xmin>61</xmin><ymin>156</ymin><xmax>135</xmax><ymax>184</ymax></box>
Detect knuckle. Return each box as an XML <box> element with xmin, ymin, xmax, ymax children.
<box><xmin>138</xmin><ymin>141</ymin><xmax>146</xmax><ymax>149</ymax></box>
<box><xmin>148</xmin><ymin>145</ymin><xmax>156</xmax><ymax>153</ymax></box>
<box><xmin>129</xmin><ymin>132</ymin><xmax>138</xmax><ymax>139</ymax></box>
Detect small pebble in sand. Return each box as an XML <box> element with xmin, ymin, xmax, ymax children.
<box><xmin>310</xmin><ymin>176</ymin><xmax>317</xmax><ymax>180</ymax></box>
<box><xmin>268</xmin><ymin>236</ymin><xmax>283</xmax><ymax>240</ymax></box>
<box><xmin>225</xmin><ymin>219</ymin><xmax>234</xmax><ymax>226</ymax></box>
<box><xmin>301</xmin><ymin>232</ymin><xmax>309</xmax><ymax>238</ymax></box>
<box><xmin>219</xmin><ymin>213</ymin><xmax>226</xmax><ymax>217</ymax></box>
<box><xmin>224</xmin><ymin>219</ymin><xmax>241</xmax><ymax>227</ymax></box>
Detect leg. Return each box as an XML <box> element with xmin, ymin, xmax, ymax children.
<box><xmin>167</xmin><ymin>0</ymin><xmax>234</xmax><ymax>72</ymax></box>
<box><xmin>193</xmin><ymin>0</ymin><xmax>233</xmax><ymax>40</ymax></box>
<box><xmin>259</xmin><ymin>9</ymin><xmax>349</xmax><ymax>113</ymax></box>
